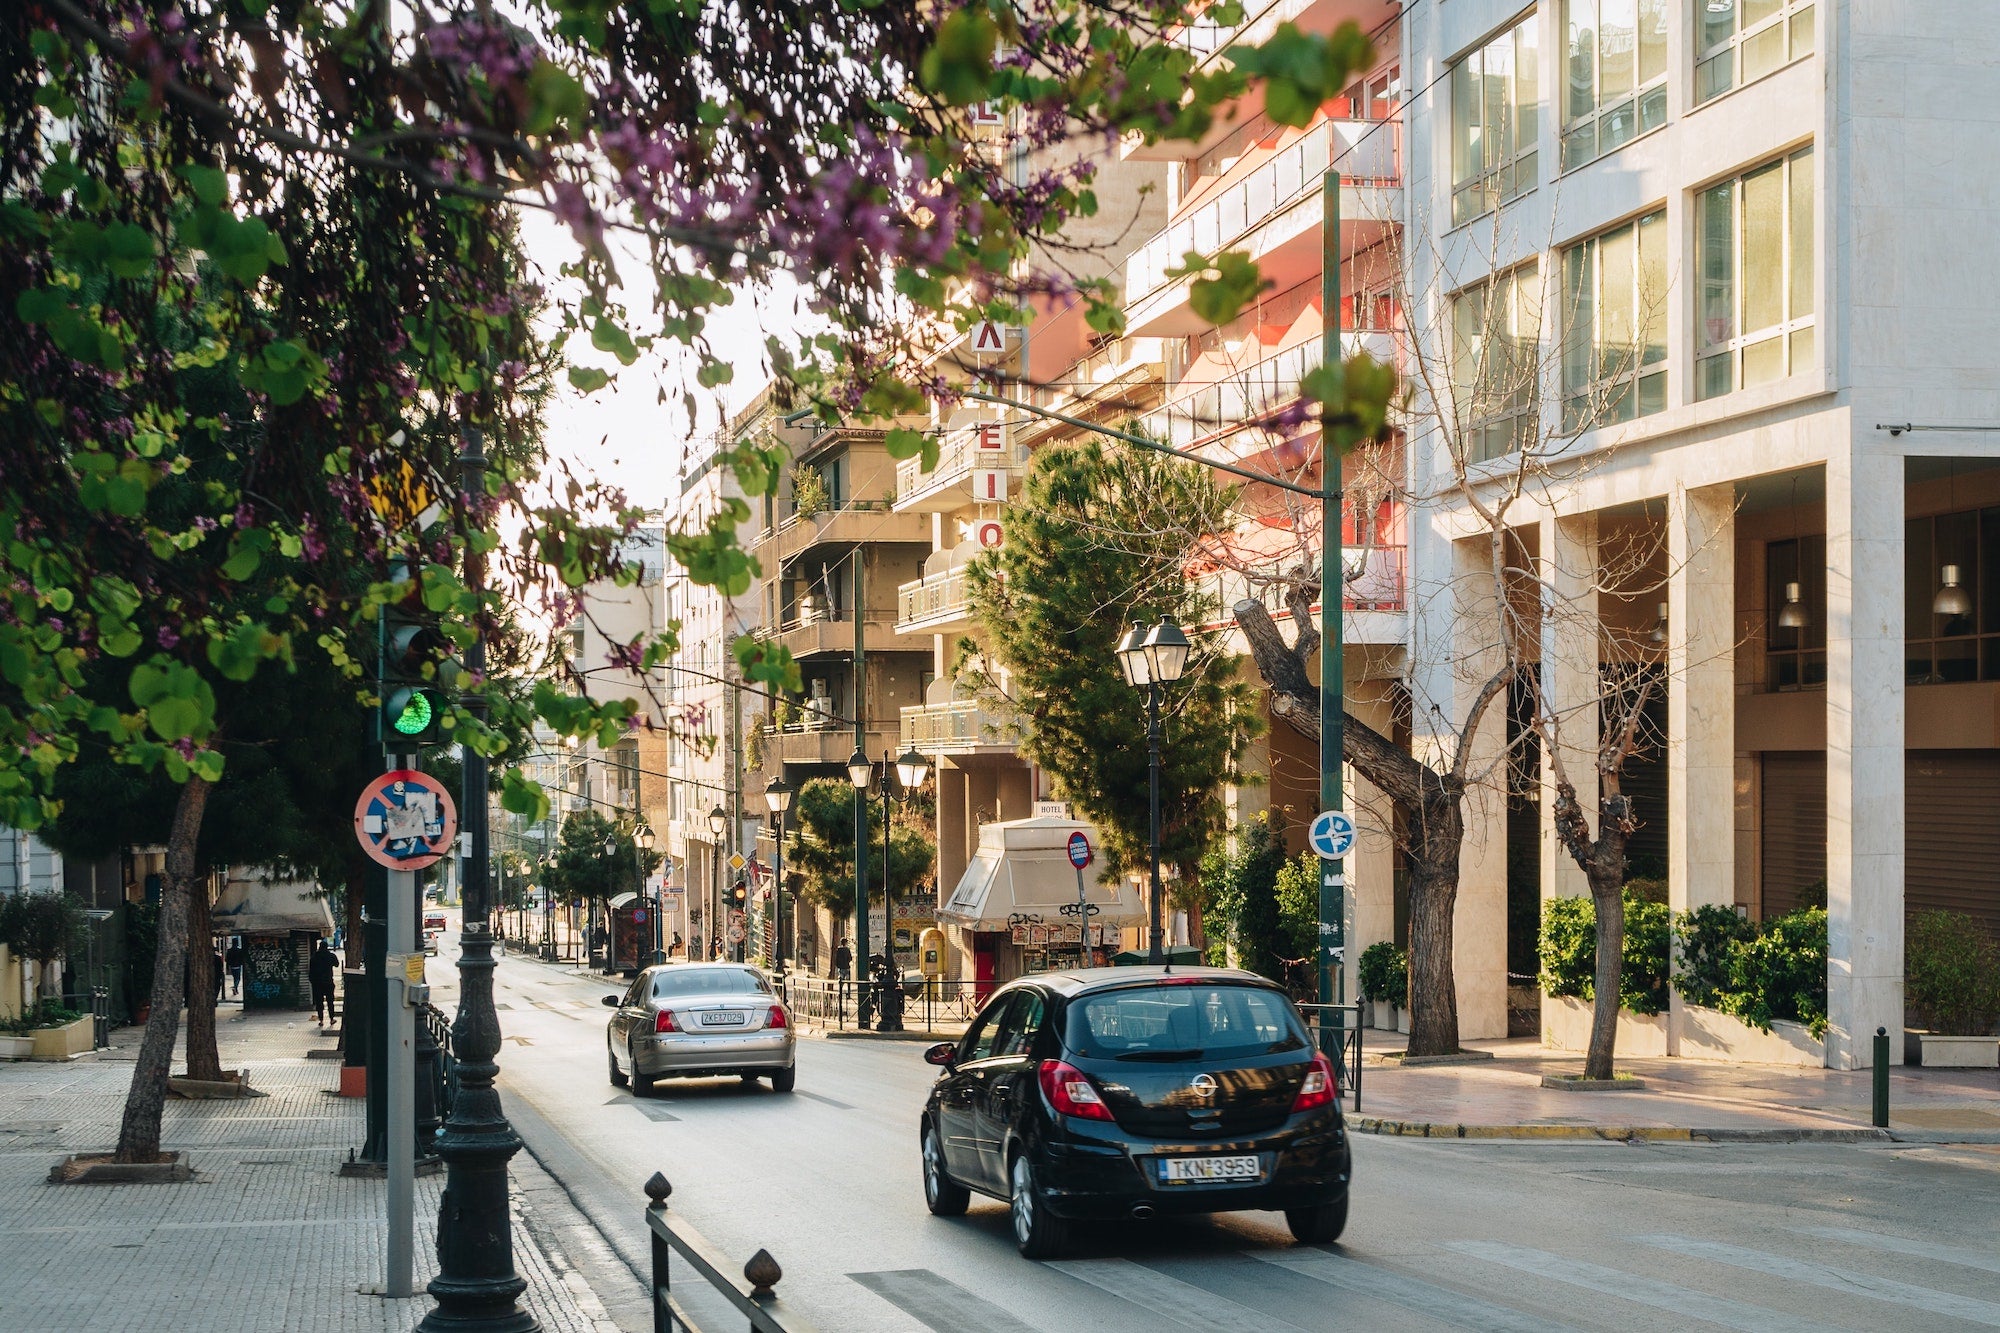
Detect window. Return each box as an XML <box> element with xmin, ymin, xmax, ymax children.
<box><xmin>1696</xmin><ymin>0</ymin><xmax>1814</xmax><ymax>104</ymax></box>
<box><xmin>1561</xmin><ymin>210</ymin><xmax>1667</xmax><ymax>430</ymax></box>
<box><xmin>1696</xmin><ymin>147</ymin><xmax>1814</xmax><ymax>401</ymax></box>
<box><xmin>1064</xmin><ymin>985</ymin><xmax>1307</xmax><ymax>1061</ymax></box>
<box><xmin>1562</xmin><ymin>0</ymin><xmax>1667</xmax><ymax>170</ymax></box>
<box><xmin>1450</xmin><ymin>16</ymin><xmax>1539</xmax><ymax>226</ymax></box>
<box><xmin>1905</xmin><ymin>508</ymin><xmax>2000</xmax><ymax>685</ymax></box>
<box><xmin>990</xmin><ymin>991</ymin><xmax>1047</xmax><ymax>1058</ymax></box>
<box><xmin>1451</xmin><ymin>263</ymin><xmax>1543</xmax><ymax>464</ymax></box>
<box><xmin>1765</xmin><ymin>534</ymin><xmax>1826</xmax><ymax>690</ymax></box>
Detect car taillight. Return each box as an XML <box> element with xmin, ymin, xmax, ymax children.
<box><xmin>1038</xmin><ymin>1060</ymin><xmax>1114</xmax><ymax>1121</ymax></box>
<box><xmin>766</xmin><ymin>1005</ymin><xmax>788</xmax><ymax>1029</ymax></box>
<box><xmin>1291</xmin><ymin>1052</ymin><xmax>1335</xmax><ymax>1114</ymax></box>
<box><xmin>654</xmin><ymin>1008</ymin><xmax>680</xmax><ymax>1034</ymax></box>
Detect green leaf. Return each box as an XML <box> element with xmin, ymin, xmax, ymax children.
<box><xmin>1188</xmin><ymin>250</ymin><xmax>1268</xmax><ymax>326</ymax></box>
<box><xmin>568</xmin><ymin>365</ymin><xmax>610</xmax><ymax>392</ymax></box>
<box><xmin>920</xmin><ymin>6</ymin><xmax>999</xmax><ymax>105</ymax></box>
<box><xmin>176</xmin><ymin>163</ymin><xmax>228</xmax><ymax>207</ymax></box>
<box><xmin>884</xmin><ymin>427</ymin><xmax>931</xmax><ymax>463</ymax></box>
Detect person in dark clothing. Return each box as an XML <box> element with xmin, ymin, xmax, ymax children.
<box><xmin>212</xmin><ymin>948</ymin><xmax>225</xmax><ymax>1006</ymax></box>
<box><xmin>832</xmin><ymin>938</ymin><xmax>852</xmax><ymax>980</ymax></box>
<box><xmin>308</xmin><ymin>940</ymin><xmax>339</xmax><ymax>1026</ymax></box>
<box><xmin>225</xmin><ymin>941</ymin><xmax>244</xmax><ymax>998</ymax></box>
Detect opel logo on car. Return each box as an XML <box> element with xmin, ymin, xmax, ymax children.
<box><xmin>1190</xmin><ymin>1073</ymin><xmax>1218</xmax><ymax>1099</ymax></box>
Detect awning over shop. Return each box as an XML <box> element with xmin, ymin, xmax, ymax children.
<box><xmin>214</xmin><ymin>868</ymin><xmax>334</xmax><ymax>935</ymax></box>
<box><xmin>939</xmin><ymin>818</ymin><xmax>1148</xmax><ymax>932</ymax></box>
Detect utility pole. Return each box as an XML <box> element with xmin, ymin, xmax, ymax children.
<box><xmin>1318</xmin><ymin>166</ymin><xmax>1348</xmax><ymax>1054</ymax></box>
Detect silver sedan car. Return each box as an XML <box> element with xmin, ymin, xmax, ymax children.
<box><xmin>604</xmin><ymin>962</ymin><xmax>796</xmax><ymax>1095</ymax></box>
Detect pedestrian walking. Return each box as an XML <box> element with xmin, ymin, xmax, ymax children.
<box><xmin>308</xmin><ymin>939</ymin><xmax>339</xmax><ymax>1027</ymax></box>
<box><xmin>212</xmin><ymin>947</ymin><xmax>226</xmax><ymax>1006</ymax></box>
<box><xmin>225</xmin><ymin>940</ymin><xmax>244</xmax><ymax>998</ymax></box>
<box><xmin>832</xmin><ymin>937</ymin><xmax>852</xmax><ymax>980</ymax></box>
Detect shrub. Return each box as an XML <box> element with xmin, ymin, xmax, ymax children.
<box><xmin>1906</xmin><ymin>910</ymin><xmax>2000</xmax><ymax>1037</ymax></box>
<box><xmin>1675</xmin><ymin>904</ymin><xmax>1756</xmax><ymax>1009</ymax></box>
<box><xmin>1357</xmin><ymin>941</ymin><xmax>1408</xmax><ymax>1005</ymax></box>
<box><xmin>1714</xmin><ymin>907</ymin><xmax>1828</xmax><ymax>1038</ymax></box>
<box><xmin>1</xmin><ymin>999</ymin><xmax>86</xmax><ymax>1034</ymax></box>
<box><xmin>1537</xmin><ymin>888</ymin><xmax>1672</xmax><ymax>1016</ymax></box>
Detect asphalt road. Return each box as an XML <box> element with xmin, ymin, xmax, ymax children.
<box><xmin>436</xmin><ymin>936</ymin><xmax>2000</xmax><ymax>1333</ymax></box>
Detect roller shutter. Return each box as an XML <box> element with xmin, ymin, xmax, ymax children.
<box><xmin>1905</xmin><ymin>750</ymin><xmax>2000</xmax><ymax>938</ymax></box>
<box><xmin>1760</xmin><ymin>752</ymin><xmax>1827</xmax><ymax>920</ymax></box>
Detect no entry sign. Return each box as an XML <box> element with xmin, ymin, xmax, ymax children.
<box><xmin>354</xmin><ymin>769</ymin><xmax>459</xmax><ymax>871</ymax></box>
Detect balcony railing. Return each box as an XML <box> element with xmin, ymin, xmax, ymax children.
<box><xmin>1136</xmin><ymin>330</ymin><xmax>1394</xmax><ymax>451</ymax></box>
<box><xmin>1199</xmin><ymin>545</ymin><xmax>1407</xmax><ymax>621</ymax></box>
<box><xmin>901</xmin><ymin>699</ymin><xmax>1022</xmax><ymax>751</ymax></box>
<box><xmin>897</xmin><ymin>566</ymin><xmax>976</xmax><ymax>630</ymax></box>
<box><xmin>1125</xmin><ymin>119</ymin><xmax>1401</xmax><ymax>303</ymax></box>
<box><xmin>895</xmin><ymin>424</ymin><xmax>1029</xmax><ymax>502</ymax></box>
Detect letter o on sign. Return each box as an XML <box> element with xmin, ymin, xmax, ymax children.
<box><xmin>974</xmin><ymin>520</ymin><xmax>1004</xmax><ymax>549</ymax></box>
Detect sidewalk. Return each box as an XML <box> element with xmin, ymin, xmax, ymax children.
<box><xmin>1349</xmin><ymin>1031</ymin><xmax>2000</xmax><ymax>1143</ymax></box>
<box><xmin>0</xmin><ymin>1009</ymin><xmax>632</xmax><ymax>1333</ymax></box>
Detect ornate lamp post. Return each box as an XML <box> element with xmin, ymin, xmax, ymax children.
<box><xmin>1115</xmin><ymin>615</ymin><xmax>1191</xmax><ymax>965</ymax></box>
<box><xmin>765</xmin><ymin>778</ymin><xmax>794</xmax><ymax>977</ymax></box>
<box><xmin>707</xmin><ymin>804</ymin><xmax>727</xmax><ymax>962</ymax></box>
<box><xmin>635</xmin><ymin>823</ymin><xmax>659</xmax><ymax>966</ymax></box>
<box><xmin>876</xmin><ymin>745</ymin><xmax>931</xmax><ymax>1033</ymax></box>
<box><xmin>846</xmin><ymin>746</ymin><xmax>875</xmax><ymax>1028</ymax></box>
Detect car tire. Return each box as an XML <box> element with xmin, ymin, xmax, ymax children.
<box><xmin>770</xmin><ymin>1064</ymin><xmax>796</xmax><ymax>1093</ymax></box>
<box><xmin>608</xmin><ymin>1044</ymin><xmax>628</xmax><ymax>1088</ymax></box>
<box><xmin>1285</xmin><ymin>1194</ymin><xmax>1349</xmax><ymax>1246</ymax></box>
<box><xmin>629</xmin><ymin>1041</ymin><xmax>654</xmax><ymax>1098</ymax></box>
<box><xmin>921</xmin><ymin>1122</ymin><xmax>969</xmax><ymax>1217</ymax></box>
<box><xmin>1009</xmin><ymin>1152</ymin><xmax>1068</xmax><ymax>1259</ymax></box>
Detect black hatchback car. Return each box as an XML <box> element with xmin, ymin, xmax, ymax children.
<box><xmin>918</xmin><ymin>967</ymin><xmax>1349</xmax><ymax>1258</ymax></box>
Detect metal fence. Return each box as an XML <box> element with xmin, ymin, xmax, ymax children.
<box><xmin>781</xmin><ymin>975</ymin><xmax>985</xmax><ymax>1035</ymax></box>
<box><xmin>420</xmin><ymin>1002</ymin><xmax>457</xmax><ymax>1122</ymax></box>
<box><xmin>1296</xmin><ymin>1002</ymin><xmax>1364</xmax><ymax>1111</ymax></box>
<box><xmin>646</xmin><ymin>1173</ymin><xmax>815</xmax><ymax>1332</ymax></box>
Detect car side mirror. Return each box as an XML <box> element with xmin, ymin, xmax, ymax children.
<box><xmin>923</xmin><ymin>1041</ymin><xmax>957</xmax><ymax>1068</ymax></box>
<box><xmin>602</xmin><ymin>994</ymin><xmax>620</xmax><ymax>1008</ymax></box>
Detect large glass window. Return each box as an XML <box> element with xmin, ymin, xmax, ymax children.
<box><xmin>1906</xmin><ymin>507</ymin><xmax>2000</xmax><ymax>685</ymax></box>
<box><xmin>1697</xmin><ymin>0</ymin><xmax>1814</xmax><ymax>104</ymax></box>
<box><xmin>1696</xmin><ymin>147</ymin><xmax>1814</xmax><ymax>401</ymax></box>
<box><xmin>1451</xmin><ymin>16</ymin><xmax>1540</xmax><ymax>226</ymax></box>
<box><xmin>1562</xmin><ymin>0</ymin><xmax>1668</xmax><ymax>170</ymax></box>
<box><xmin>1765</xmin><ymin>534</ymin><xmax>1826</xmax><ymax>690</ymax></box>
<box><xmin>1452</xmin><ymin>263</ymin><xmax>1543</xmax><ymax>464</ymax></box>
<box><xmin>1562</xmin><ymin>210</ymin><xmax>1667</xmax><ymax>430</ymax></box>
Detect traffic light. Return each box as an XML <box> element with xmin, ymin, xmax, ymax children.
<box><xmin>730</xmin><ymin>880</ymin><xmax>747</xmax><ymax>907</ymax></box>
<box><xmin>377</xmin><ymin>574</ymin><xmax>454</xmax><ymax>748</ymax></box>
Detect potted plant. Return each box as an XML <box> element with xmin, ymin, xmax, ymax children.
<box><xmin>0</xmin><ymin>1015</ymin><xmax>32</xmax><ymax>1061</ymax></box>
<box><xmin>19</xmin><ymin>1000</ymin><xmax>92</xmax><ymax>1060</ymax></box>
<box><xmin>1906</xmin><ymin>910</ymin><xmax>2000</xmax><ymax>1067</ymax></box>
<box><xmin>1356</xmin><ymin>941</ymin><xmax>1397</xmax><ymax>1029</ymax></box>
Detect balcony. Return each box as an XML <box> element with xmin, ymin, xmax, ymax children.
<box><xmin>767</xmin><ymin>717</ymin><xmax>902</xmax><ymax>767</ymax></box>
<box><xmin>1123</xmin><ymin>0</ymin><xmax>1405</xmax><ymax>159</ymax></box>
<box><xmin>1124</xmin><ymin>119</ymin><xmax>1401</xmax><ymax>337</ymax></box>
<box><xmin>756</xmin><ymin>503</ymin><xmax>932</xmax><ymax>566</ymax></box>
<box><xmin>1020</xmin><ymin>339</ymin><xmax>1168</xmax><ymax>447</ymax></box>
<box><xmin>758</xmin><ymin>608</ymin><xmax>899</xmax><ymax>660</ymax></box>
<box><xmin>894</xmin><ymin>422</ymin><xmax>1030</xmax><ymax>513</ymax></box>
<box><xmin>1137</xmin><ymin>329</ymin><xmax>1395</xmax><ymax>453</ymax></box>
<box><xmin>896</xmin><ymin>566</ymin><xmax>980</xmax><ymax>637</ymax></box>
<box><xmin>1198</xmin><ymin>545</ymin><xmax>1408</xmax><ymax>646</ymax></box>
<box><xmin>901</xmin><ymin>699</ymin><xmax>1024</xmax><ymax>755</ymax></box>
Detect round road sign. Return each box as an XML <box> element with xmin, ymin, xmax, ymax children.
<box><xmin>1066</xmin><ymin>831</ymin><xmax>1093</xmax><ymax>870</ymax></box>
<box><xmin>1309</xmin><ymin>810</ymin><xmax>1356</xmax><ymax>860</ymax></box>
<box><xmin>354</xmin><ymin>769</ymin><xmax>459</xmax><ymax>871</ymax></box>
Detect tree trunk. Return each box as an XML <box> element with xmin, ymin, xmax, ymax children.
<box><xmin>1404</xmin><ymin>792</ymin><xmax>1465</xmax><ymax>1057</ymax></box>
<box><xmin>114</xmin><ymin>776</ymin><xmax>210</xmax><ymax>1164</ymax></box>
<box><xmin>1584</xmin><ymin>883</ymin><xmax>1625</xmax><ymax>1081</ymax></box>
<box><xmin>183</xmin><ymin>871</ymin><xmax>223</xmax><ymax>1082</ymax></box>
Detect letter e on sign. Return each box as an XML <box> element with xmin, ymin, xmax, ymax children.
<box><xmin>973</xmin><ymin>422</ymin><xmax>1005</xmax><ymax>453</ymax></box>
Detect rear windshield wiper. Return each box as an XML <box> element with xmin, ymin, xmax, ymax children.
<box><xmin>1110</xmin><ymin>1047</ymin><xmax>1205</xmax><ymax>1061</ymax></box>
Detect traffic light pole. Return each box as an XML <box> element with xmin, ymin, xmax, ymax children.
<box><xmin>1318</xmin><ymin>168</ymin><xmax>1348</xmax><ymax>1055</ymax></box>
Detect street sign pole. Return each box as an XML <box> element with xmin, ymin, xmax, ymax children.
<box><xmin>1319</xmin><ymin>166</ymin><xmax>1347</xmax><ymax>1055</ymax></box>
<box><xmin>386</xmin><ymin>866</ymin><xmax>416</xmax><ymax>1299</ymax></box>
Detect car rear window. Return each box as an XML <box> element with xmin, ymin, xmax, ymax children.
<box><xmin>1064</xmin><ymin>984</ymin><xmax>1307</xmax><ymax>1061</ymax></box>
<box><xmin>651</xmin><ymin>969</ymin><xmax>770</xmax><ymax>998</ymax></box>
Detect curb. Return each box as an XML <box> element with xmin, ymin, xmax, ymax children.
<box><xmin>1349</xmin><ymin>1117</ymin><xmax>1896</xmax><ymax>1144</ymax></box>
<box><xmin>809</xmin><ymin>1026</ymin><xmax>957</xmax><ymax>1044</ymax></box>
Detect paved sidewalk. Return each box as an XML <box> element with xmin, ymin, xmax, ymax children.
<box><xmin>0</xmin><ymin>1009</ymin><xmax>631</xmax><ymax>1333</ymax></box>
<box><xmin>1349</xmin><ymin>1031</ymin><xmax>2000</xmax><ymax>1142</ymax></box>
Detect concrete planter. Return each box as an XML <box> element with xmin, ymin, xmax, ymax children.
<box><xmin>1541</xmin><ymin>994</ymin><xmax>1668</xmax><ymax>1057</ymax></box>
<box><xmin>1397</xmin><ymin>1005</ymin><xmax>1410</xmax><ymax>1036</ymax></box>
<box><xmin>1680</xmin><ymin>1003</ymin><xmax>1824</xmax><ymax>1067</ymax></box>
<box><xmin>29</xmin><ymin>1016</ymin><xmax>93</xmax><ymax>1060</ymax></box>
<box><xmin>1918</xmin><ymin>1033</ymin><xmax>2000</xmax><ymax>1068</ymax></box>
<box><xmin>0</xmin><ymin>1034</ymin><xmax>34</xmax><ymax>1060</ymax></box>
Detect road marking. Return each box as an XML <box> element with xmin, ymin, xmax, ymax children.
<box><xmin>1445</xmin><ymin>1241</ymin><xmax>1830</xmax><ymax>1333</ymax></box>
<box><xmin>850</xmin><ymin>1269</ymin><xmax>1043</xmax><ymax>1333</ymax></box>
<box><xmin>1254</xmin><ymin>1247</ymin><xmax>1580</xmax><ymax>1333</ymax></box>
<box><xmin>1633</xmin><ymin>1234</ymin><xmax>2000</xmax><ymax>1327</ymax></box>
<box><xmin>1793</xmin><ymin>1225</ymin><xmax>2000</xmax><ymax>1275</ymax></box>
<box><xmin>1049</xmin><ymin>1258</ymin><xmax>1289</xmax><ymax>1331</ymax></box>
<box><xmin>794</xmin><ymin>1090</ymin><xmax>855</xmax><ymax>1110</ymax></box>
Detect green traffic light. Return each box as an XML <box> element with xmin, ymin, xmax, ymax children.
<box><xmin>391</xmin><ymin>689</ymin><xmax>434</xmax><ymax>736</ymax></box>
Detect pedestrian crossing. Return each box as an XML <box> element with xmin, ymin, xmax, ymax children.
<box><xmin>857</xmin><ymin>1223</ymin><xmax>2000</xmax><ymax>1332</ymax></box>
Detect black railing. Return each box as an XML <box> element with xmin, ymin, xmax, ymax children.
<box><xmin>420</xmin><ymin>1001</ymin><xmax>457</xmax><ymax>1122</ymax></box>
<box><xmin>645</xmin><ymin>1173</ymin><xmax>815</xmax><ymax>1333</ymax></box>
<box><xmin>1296</xmin><ymin>1002</ymin><xmax>1363</xmax><ymax>1111</ymax></box>
<box><xmin>781</xmin><ymin>975</ymin><xmax>986</xmax><ymax>1035</ymax></box>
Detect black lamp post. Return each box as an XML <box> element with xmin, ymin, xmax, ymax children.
<box><xmin>846</xmin><ymin>746</ymin><xmax>875</xmax><ymax>1028</ymax></box>
<box><xmin>877</xmin><ymin>745</ymin><xmax>931</xmax><ymax>1033</ymax></box>
<box><xmin>1115</xmin><ymin>615</ymin><xmax>1191</xmax><ymax>966</ymax></box>
<box><xmin>707</xmin><ymin>804</ymin><xmax>727</xmax><ymax>962</ymax></box>
<box><xmin>635</xmin><ymin>823</ymin><xmax>659</xmax><ymax>966</ymax></box>
<box><xmin>764</xmin><ymin>779</ymin><xmax>794</xmax><ymax>976</ymax></box>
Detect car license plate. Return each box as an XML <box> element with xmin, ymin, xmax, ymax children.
<box><xmin>1159</xmin><ymin>1155</ymin><xmax>1261</xmax><ymax>1184</ymax></box>
<box><xmin>698</xmin><ymin>1011</ymin><xmax>747</xmax><ymax>1026</ymax></box>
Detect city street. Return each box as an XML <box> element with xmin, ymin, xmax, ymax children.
<box><xmin>446</xmin><ymin>942</ymin><xmax>2000</xmax><ymax>1333</ymax></box>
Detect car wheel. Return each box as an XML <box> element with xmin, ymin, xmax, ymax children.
<box><xmin>921</xmin><ymin>1121</ymin><xmax>968</xmax><ymax>1217</ymax></box>
<box><xmin>608</xmin><ymin>1043</ymin><xmax>628</xmax><ymax>1088</ymax></box>
<box><xmin>770</xmin><ymin>1064</ymin><xmax>796</xmax><ymax>1093</ymax></box>
<box><xmin>1285</xmin><ymin>1194</ymin><xmax>1349</xmax><ymax>1246</ymax></box>
<box><xmin>629</xmin><ymin>1041</ymin><xmax>654</xmax><ymax>1098</ymax></box>
<box><xmin>1010</xmin><ymin>1152</ymin><xmax>1067</xmax><ymax>1259</ymax></box>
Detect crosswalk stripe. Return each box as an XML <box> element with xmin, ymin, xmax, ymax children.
<box><xmin>1253</xmin><ymin>1246</ymin><xmax>1581</xmax><ymax>1333</ymax></box>
<box><xmin>1445</xmin><ymin>1241</ymin><xmax>1829</xmax><ymax>1333</ymax></box>
<box><xmin>1793</xmin><ymin>1225</ymin><xmax>2000</xmax><ymax>1276</ymax></box>
<box><xmin>849</xmin><ymin>1269</ymin><xmax>1043</xmax><ymax>1333</ymax></box>
<box><xmin>1634</xmin><ymin>1234</ymin><xmax>2000</xmax><ymax>1328</ymax></box>
<box><xmin>1048</xmin><ymin>1258</ymin><xmax>1292</xmax><ymax>1333</ymax></box>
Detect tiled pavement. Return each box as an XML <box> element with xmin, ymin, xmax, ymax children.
<box><xmin>0</xmin><ymin>1009</ymin><xmax>631</xmax><ymax>1333</ymax></box>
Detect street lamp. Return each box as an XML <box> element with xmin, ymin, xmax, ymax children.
<box><xmin>708</xmin><ymin>804</ymin><xmax>727</xmax><ymax>962</ymax></box>
<box><xmin>764</xmin><ymin>778</ymin><xmax>794</xmax><ymax>978</ymax></box>
<box><xmin>876</xmin><ymin>745</ymin><xmax>931</xmax><ymax>1034</ymax></box>
<box><xmin>635</xmin><ymin>823</ymin><xmax>660</xmax><ymax>966</ymax></box>
<box><xmin>846</xmin><ymin>746</ymin><xmax>876</xmax><ymax>1026</ymax></box>
<box><xmin>1117</xmin><ymin>615</ymin><xmax>1190</xmax><ymax>965</ymax></box>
